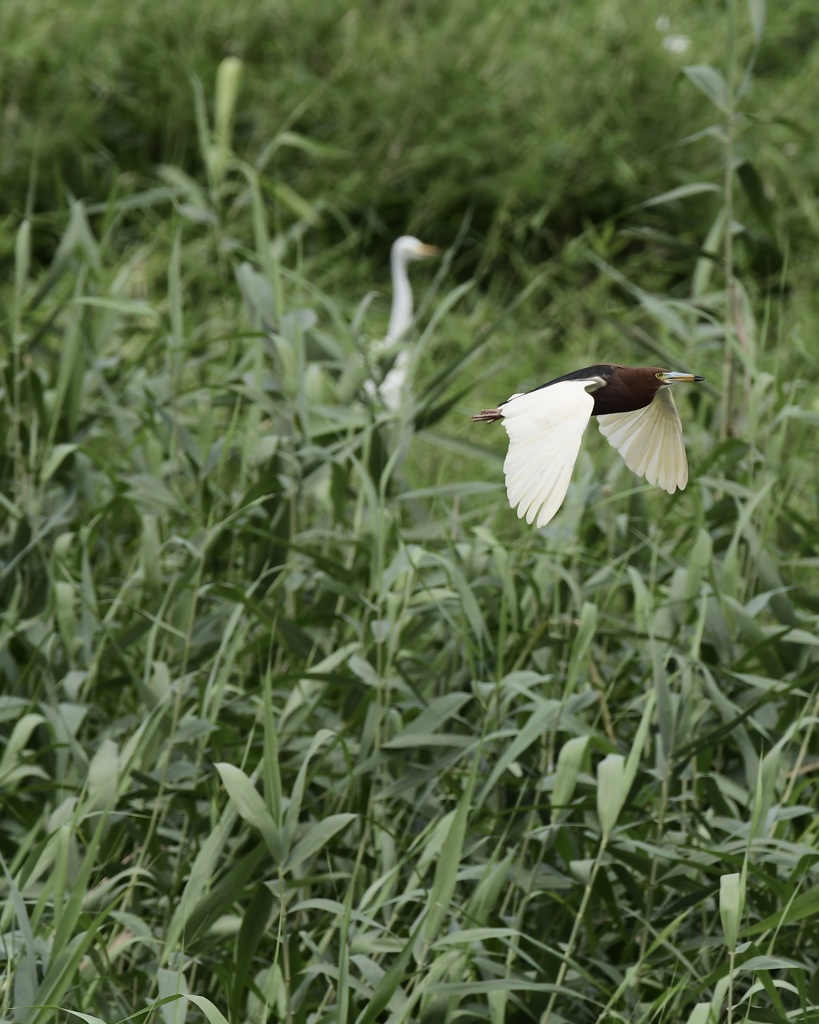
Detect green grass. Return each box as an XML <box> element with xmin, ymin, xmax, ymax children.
<box><xmin>2</xmin><ymin>1</ymin><xmax>819</xmax><ymax>1022</ymax></box>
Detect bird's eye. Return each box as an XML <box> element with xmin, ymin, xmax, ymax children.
<box><xmin>655</xmin><ymin>372</ymin><xmax>664</xmax><ymax>380</ymax></box>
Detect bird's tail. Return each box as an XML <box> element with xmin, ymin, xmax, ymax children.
<box><xmin>471</xmin><ymin>409</ymin><xmax>503</xmax><ymax>423</ymax></box>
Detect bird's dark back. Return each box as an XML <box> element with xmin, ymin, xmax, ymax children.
<box><xmin>536</xmin><ymin>364</ymin><xmax>666</xmax><ymax>416</ymax></box>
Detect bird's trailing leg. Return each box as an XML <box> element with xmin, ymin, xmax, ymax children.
<box><xmin>471</xmin><ymin>408</ymin><xmax>503</xmax><ymax>423</ymax></box>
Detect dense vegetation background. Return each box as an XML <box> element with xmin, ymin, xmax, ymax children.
<box><xmin>2</xmin><ymin>0</ymin><xmax>819</xmax><ymax>1021</ymax></box>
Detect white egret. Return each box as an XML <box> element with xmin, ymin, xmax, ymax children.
<box><xmin>369</xmin><ymin>235</ymin><xmax>439</xmax><ymax>410</ymax></box>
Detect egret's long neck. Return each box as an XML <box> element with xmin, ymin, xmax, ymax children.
<box><xmin>387</xmin><ymin>249</ymin><xmax>413</xmax><ymax>345</ymax></box>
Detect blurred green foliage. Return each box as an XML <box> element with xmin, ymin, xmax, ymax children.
<box><xmin>3</xmin><ymin>0</ymin><xmax>816</xmax><ymax>269</ymax></box>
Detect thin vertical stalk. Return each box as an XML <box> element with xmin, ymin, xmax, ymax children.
<box><xmin>637</xmin><ymin>771</ymin><xmax>670</xmax><ymax>966</ymax></box>
<box><xmin>720</xmin><ymin>0</ymin><xmax>753</xmax><ymax>438</ymax></box>
<box><xmin>542</xmin><ymin>836</ymin><xmax>609</xmax><ymax>1024</ymax></box>
<box><xmin>726</xmin><ymin>947</ymin><xmax>735</xmax><ymax>1024</ymax></box>
<box><xmin>720</xmin><ymin>0</ymin><xmax>737</xmax><ymax>439</ymax></box>
<box><xmin>11</xmin><ymin>219</ymin><xmax>31</xmax><ymax>502</ymax></box>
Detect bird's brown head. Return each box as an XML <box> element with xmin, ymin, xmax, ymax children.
<box><xmin>592</xmin><ymin>365</ymin><xmax>705</xmax><ymax>415</ymax></box>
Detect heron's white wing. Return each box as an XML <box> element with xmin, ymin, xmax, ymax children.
<box><xmin>597</xmin><ymin>387</ymin><xmax>688</xmax><ymax>494</ymax></box>
<box><xmin>500</xmin><ymin>379</ymin><xmax>598</xmax><ymax>528</ymax></box>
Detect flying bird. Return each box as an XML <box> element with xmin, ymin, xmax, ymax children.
<box><xmin>370</xmin><ymin>236</ymin><xmax>439</xmax><ymax>409</ymax></box>
<box><xmin>473</xmin><ymin>364</ymin><xmax>705</xmax><ymax>528</ymax></box>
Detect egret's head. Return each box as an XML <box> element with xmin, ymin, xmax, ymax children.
<box><xmin>392</xmin><ymin>236</ymin><xmax>440</xmax><ymax>262</ymax></box>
